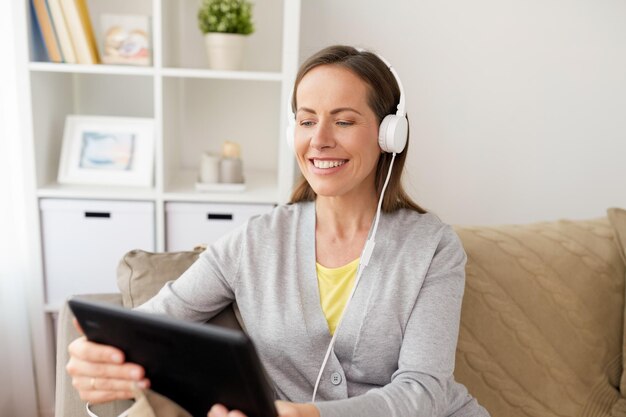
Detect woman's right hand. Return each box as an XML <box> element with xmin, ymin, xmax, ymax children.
<box><xmin>66</xmin><ymin>319</ymin><xmax>150</xmax><ymax>404</ymax></box>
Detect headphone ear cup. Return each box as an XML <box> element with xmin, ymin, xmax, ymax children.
<box><xmin>378</xmin><ymin>114</ymin><xmax>408</xmax><ymax>153</ymax></box>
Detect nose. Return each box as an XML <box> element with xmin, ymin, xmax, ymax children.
<box><xmin>309</xmin><ymin>120</ymin><xmax>335</xmax><ymax>151</ymax></box>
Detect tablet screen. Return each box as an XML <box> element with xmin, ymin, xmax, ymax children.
<box><xmin>69</xmin><ymin>298</ymin><xmax>278</xmax><ymax>417</ymax></box>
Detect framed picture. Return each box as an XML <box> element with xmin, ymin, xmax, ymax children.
<box><xmin>100</xmin><ymin>14</ymin><xmax>151</xmax><ymax>66</ymax></box>
<box><xmin>57</xmin><ymin>115</ymin><xmax>155</xmax><ymax>187</ymax></box>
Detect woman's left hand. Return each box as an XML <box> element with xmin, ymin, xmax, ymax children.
<box><xmin>207</xmin><ymin>400</ymin><xmax>320</xmax><ymax>417</ymax></box>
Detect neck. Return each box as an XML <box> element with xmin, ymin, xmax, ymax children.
<box><xmin>315</xmin><ymin>191</ymin><xmax>378</xmax><ymax>238</ymax></box>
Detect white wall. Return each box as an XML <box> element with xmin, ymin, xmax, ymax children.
<box><xmin>300</xmin><ymin>0</ymin><xmax>626</xmax><ymax>225</ymax></box>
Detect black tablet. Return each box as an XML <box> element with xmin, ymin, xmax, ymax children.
<box><xmin>69</xmin><ymin>298</ymin><xmax>277</xmax><ymax>417</ymax></box>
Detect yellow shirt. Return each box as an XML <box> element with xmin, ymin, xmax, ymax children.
<box><xmin>316</xmin><ymin>258</ymin><xmax>359</xmax><ymax>335</ymax></box>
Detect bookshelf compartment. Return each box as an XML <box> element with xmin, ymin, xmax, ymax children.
<box><xmin>30</xmin><ymin>71</ymin><xmax>154</xmax><ymax>188</ymax></box>
<box><xmin>29</xmin><ymin>0</ymin><xmax>154</xmax><ymax>66</ymax></box>
<box><xmin>161</xmin><ymin>0</ymin><xmax>284</xmax><ymax>72</ymax></box>
<box><xmin>162</xmin><ymin>76</ymin><xmax>281</xmax><ymax>194</ymax></box>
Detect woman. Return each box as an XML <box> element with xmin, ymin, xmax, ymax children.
<box><xmin>67</xmin><ymin>45</ymin><xmax>489</xmax><ymax>417</ymax></box>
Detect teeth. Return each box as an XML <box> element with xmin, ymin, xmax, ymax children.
<box><xmin>313</xmin><ymin>160</ymin><xmax>346</xmax><ymax>169</ymax></box>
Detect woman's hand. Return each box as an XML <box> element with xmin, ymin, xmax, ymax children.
<box><xmin>66</xmin><ymin>318</ymin><xmax>150</xmax><ymax>404</ymax></box>
<box><xmin>208</xmin><ymin>400</ymin><xmax>320</xmax><ymax>417</ymax></box>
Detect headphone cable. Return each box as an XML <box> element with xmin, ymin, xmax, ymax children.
<box><xmin>311</xmin><ymin>153</ymin><xmax>397</xmax><ymax>402</ymax></box>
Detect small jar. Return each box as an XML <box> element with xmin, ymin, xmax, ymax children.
<box><xmin>199</xmin><ymin>151</ymin><xmax>220</xmax><ymax>183</ymax></box>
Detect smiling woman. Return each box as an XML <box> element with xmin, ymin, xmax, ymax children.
<box><xmin>66</xmin><ymin>45</ymin><xmax>490</xmax><ymax>417</ymax></box>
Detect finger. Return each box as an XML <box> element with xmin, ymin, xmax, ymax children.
<box><xmin>68</xmin><ymin>337</ymin><xmax>125</xmax><ymax>364</ymax></box>
<box><xmin>78</xmin><ymin>389</ymin><xmax>136</xmax><ymax>404</ymax></box>
<box><xmin>275</xmin><ymin>400</ymin><xmax>289</xmax><ymax>412</ymax></box>
<box><xmin>227</xmin><ymin>411</ymin><xmax>247</xmax><ymax>417</ymax></box>
<box><xmin>72</xmin><ymin>317</ymin><xmax>84</xmax><ymax>335</ymax></box>
<box><xmin>275</xmin><ymin>401</ymin><xmax>296</xmax><ymax>415</ymax></box>
<box><xmin>275</xmin><ymin>401</ymin><xmax>313</xmax><ymax>417</ymax></box>
<box><xmin>72</xmin><ymin>376</ymin><xmax>150</xmax><ymax>392</ymax></box>
<box><xmin>208</xmin><ymin>404</ymin><xmax>229</xmax><ymax>417</ymax></box>
<box><xmin>66</xmin><ymin>357</ymin><xmax>145</xmax><ymax>381</ymax></box>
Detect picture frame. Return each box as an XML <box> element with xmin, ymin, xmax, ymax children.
<box><xmin>100</xmin><ymin>14</ymin><xmax>152</xmax><ymax>66</ymax></box>
<box><xmin>57</xmin><ymin>115</ymin><xmax>155</xmax><ymax>187</ymax></box>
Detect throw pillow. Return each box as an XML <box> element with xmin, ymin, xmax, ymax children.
<box><xmin>116</xmin><ymin>247</ymin><xmax>243</xmax><ymax>331</ymax></box>
<box><xmin>117</xmin><ymin>248</ymin><xmax>204</xmax><ymax>308</ymax></box>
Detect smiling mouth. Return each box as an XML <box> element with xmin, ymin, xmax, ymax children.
<box><xmin>311</xmin><ymin>159</ymin><xmax>348</xmax><ymax>169</ymax></box>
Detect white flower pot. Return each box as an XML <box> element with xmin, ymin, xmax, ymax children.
<box><xmin>204</xmin><ymin>33</ymin><xmax>246</xmax><ymax>71</ymax></box>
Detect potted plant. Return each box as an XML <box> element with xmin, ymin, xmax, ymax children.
<box><xmin>198</xmin><ymin>0</ymin><xmax>255</xmax><ymax>71</ymax></box>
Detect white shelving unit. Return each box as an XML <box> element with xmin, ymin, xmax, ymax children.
<box><xmin>18</xmin><ymin>0</ymin><xmax>300</xmax><ymax>415</ymax></box>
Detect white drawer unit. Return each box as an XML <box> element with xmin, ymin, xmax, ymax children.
<box><xmin>39</xmin><ymin>199</ymin><xmax>155</xmax><ymax>306</ymax></box>
<box><xmin>165</xmin><ymin>202</ymin><xmax>274</xmax><ymax>252</ymax></box>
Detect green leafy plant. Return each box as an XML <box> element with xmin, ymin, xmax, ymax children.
<box><xmin>198</xmin><ymin>0</ymin><xmax>255</xmax><ymax>35</ymax></box>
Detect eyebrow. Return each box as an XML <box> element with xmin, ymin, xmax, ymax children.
<box><xmin>297</xmin><ymin>107</ymin><xmax>363</xmax><ymax>116</ymax></box>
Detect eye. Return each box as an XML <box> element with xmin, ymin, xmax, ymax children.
<box><xmin>299</xmin><ymin>120</ymin><xmax>315</xmax><ymax>127</ymax></box>
<box><xmin>336</xmin><ymin>120</ymin><xmax>354</xmax><ymax>127</ymax></box>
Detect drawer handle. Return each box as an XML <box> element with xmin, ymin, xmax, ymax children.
<box><xmin>84</xmin><ymin>212</ymin><xmax>111</xmax><ymax>218</ymax></box>
<box><xmin>207</xmin><ymin>213</ymin><xmax>233</xmax><ymax>220</ymax></box>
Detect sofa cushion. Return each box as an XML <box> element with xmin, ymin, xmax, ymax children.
<box><xmin>117</xmin><ymin>248</ymin><xmax>204</xmax><ymax>308</ymax></box>
<box><xmin>607</xmin><ymin>208</ymin><xmax>626</xmax><ymax>397</ymax></box>
<box><xmin>454</xmin><ymin>216</ymin><xmax>625</xmax><ymax>417</ymax></box>
<box><xmin>116</xmin><ymin>247</ymin><xmax>243</xmax><ymax>331</ymax></box>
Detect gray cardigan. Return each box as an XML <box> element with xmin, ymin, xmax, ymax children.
<box><xmin>139</xmin><ymin>202</ymin><xmax>489</xmax><ymax>417</ymax></box>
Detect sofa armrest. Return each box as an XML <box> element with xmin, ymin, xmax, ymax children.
<box><xmin>55</xmin><ymin>294</ymin><xmax>133</xmax><ymax>417</ymax></box>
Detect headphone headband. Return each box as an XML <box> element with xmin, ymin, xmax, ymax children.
<box><xmin>354</xmin><ymin>48</ymin><xmax>406</xmax><ymax>117</ymax></box>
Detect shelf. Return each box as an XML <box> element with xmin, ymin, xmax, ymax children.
<box><xmin>161</xmin><ymin>67</ymin><xmax>283</xmax><ymax>81</ymax></box>
<box><xmin>164</xmin><ymin>169</ymin><xmax>279</xmax><ymax>204</ymax></box>
<box><xmin>29</xmin><ymin>62</ymin><xmax>284</xmax><ymax>81</ymax></box>
<box><xmin>37</xmin><ymin>183</ymin><xmax>157</xmax><ymax>201</ymax></box>
<box><xmin>29</xmin><ymin>62</ymin><xmax>155</xmax><ymax>76</ymax></box>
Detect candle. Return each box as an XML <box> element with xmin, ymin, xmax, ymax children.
<box><xmin>220</xmin><ymin>141</ymin><xmax>244</xmax><ymax>183</ymax></box>
<box><xmin>221</xmin><ymin>141</ymin><xmax>241</xmax><ymax>158</ymax></box>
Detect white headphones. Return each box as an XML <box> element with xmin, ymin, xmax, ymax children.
<box><xmin>286</xmin><ymin>48</ymin><xmax>408</xmax><ymax>154</ymax></box>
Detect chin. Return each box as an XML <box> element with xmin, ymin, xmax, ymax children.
<box><xmin>308</xmin><ymin>184</ymin><xmax>348</xmax><ymax>198</ymax></box>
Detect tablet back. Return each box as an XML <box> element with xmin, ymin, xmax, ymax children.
<box><xmin>69</xmin><ymin>298</ymin><xmax>277</xmax><ymax>417</ymax></box>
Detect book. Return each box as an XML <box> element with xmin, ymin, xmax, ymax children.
<box><xmin>59</xmin><ymin>0</ymin><xmax>100</xmax><ymax>64</ymax></box>
<box><xmin>29</xmin><ymin>0</ymin><xmax>49</xmax><ymax>62</ymax></box>
<box><xmin>31</xmin><ymin>0</ymin><xmax>62</xmax><ymax>62</ymax></box>
<box><xmin>46</xmin><ymin>0</ymin><xmax>76</xmax><ymax>64</ymax></box>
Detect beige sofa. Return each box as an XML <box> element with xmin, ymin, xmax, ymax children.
<box><xmin>56</xmin><ymin>208</ymin><xmax>626</xmax><ymax>417</ymax></box>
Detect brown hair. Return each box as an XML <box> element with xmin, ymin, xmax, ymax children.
<box><xmin>288</xmin><ymin>45</ymin><xmax>426</xmax><ymax>213</ymax></box>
